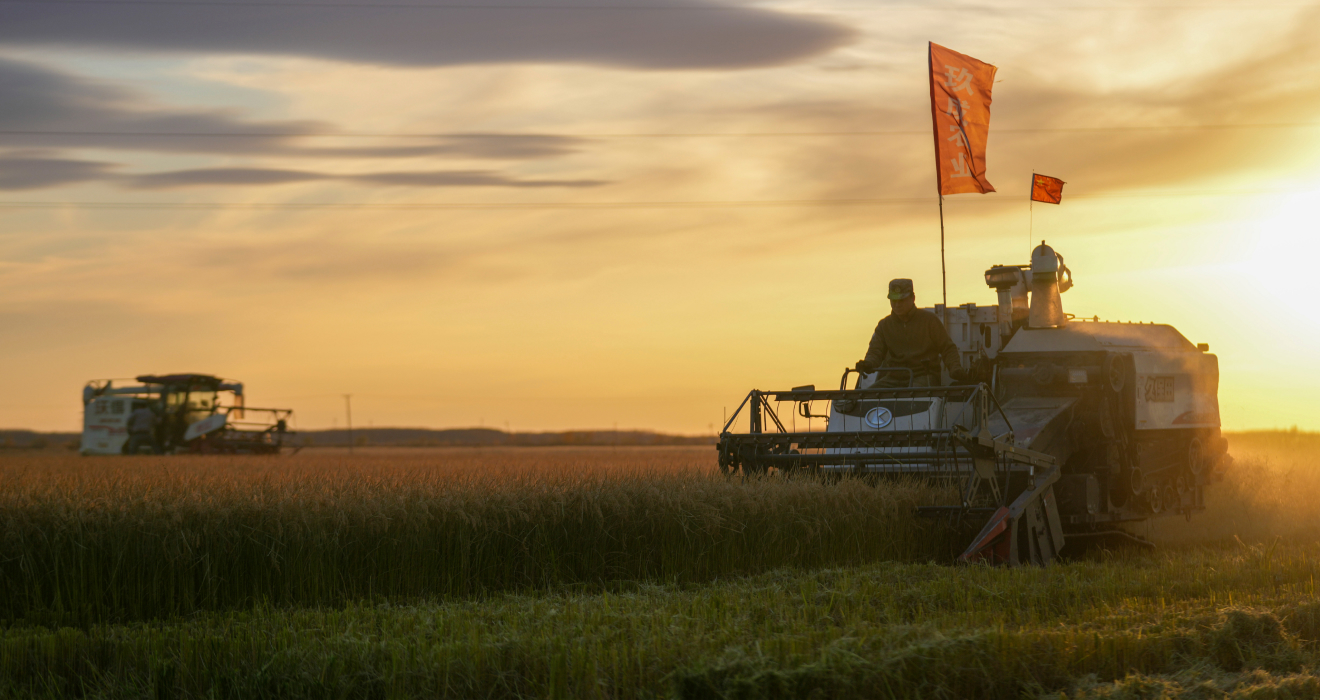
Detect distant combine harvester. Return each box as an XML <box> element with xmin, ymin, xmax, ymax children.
<box><xmin>81</xmin><ymin>374</ymin><xmax>295</xmax><ymax>455</ymax></box>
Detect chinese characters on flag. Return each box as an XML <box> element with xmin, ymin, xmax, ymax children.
<box><xmin>928</xmin><ymin>42</ymin><xmax>996</xmax><ymax>195</ymax></box>
<box><xmin>1030</xmin><ymin>174</ymin><xmax>1065</xmax><ymax>204</ymax></box>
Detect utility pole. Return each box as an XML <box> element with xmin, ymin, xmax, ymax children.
<box><xmin>344</xmin><ymin>394</ymin><xmax>354</xmax><ymax>454</ymax></box>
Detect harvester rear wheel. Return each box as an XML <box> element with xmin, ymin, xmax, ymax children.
<box><xmin>1187</xmin><ymin>438</ymin><xmax>1205</xmax><ymax>477</ymax></box>
<box><xmin>1126</xmin><ymin>466</ymin><xmax>1144</xmax><ymax>497</ymax></box>
<box><xmin>1149</xmin><ymin>487</ymin><xmax>1164</xmax><ymax>514</ymax></box>
<box><xmin>1104</xmin><ymin>354</ymin><xmax>1126</xmax><ymax>393</ymax></box>
<box><xmin>1163</xmin><ymin>484</ymin><xmax>1179</xmax><ymax>513</ymax></box>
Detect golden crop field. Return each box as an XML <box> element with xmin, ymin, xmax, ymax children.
<box><xmin>3</xmin><ymin>434</ymin><xmax>1320</xmax><ymax>699</ymax></box>
<box><xmin>0</xmin><ymin>446</ymin><xmax>960</xmax><ymax>626</ymax></box>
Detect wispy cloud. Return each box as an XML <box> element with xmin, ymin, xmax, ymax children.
<box><xmin>0</xmin><ymin>153</ymin><xmax>119</xmax><ymax>189</ymax></box>
<box><xmin>0</xmin><ymin>57</ymin><xmax>589</xmax><ymax>160</ymax></box>
<box><xmin>0</xmin><ymin>152</ymin><xmax>607</xmax><ymax>189</ymax></box>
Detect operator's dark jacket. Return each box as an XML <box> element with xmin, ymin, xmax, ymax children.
<box><xmin>863</xmin><ymin>309</ymin><xmax>963</xmax><ymax>387</ymax></box>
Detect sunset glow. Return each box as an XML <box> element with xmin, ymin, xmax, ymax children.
<box><xmin>2</xmin><ymin>1</ymin><xmax>1318</xmax><ymax>433</ymax></box>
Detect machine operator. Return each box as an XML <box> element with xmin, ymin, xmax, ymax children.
<box><xmin>125</xmin><ymin>404</ymin><xmax>160</xmax><ymax>455</ymax></box>
<box><xmin>854</xmin><ymin>278</ymin><xmax>970</xmax><ymax>388</ymax></box>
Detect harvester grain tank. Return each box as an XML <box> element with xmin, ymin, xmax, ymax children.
<box><xmin>81</xmin><ymin>373</ymin><xmax>295</xmax><ymax>454</ymax></box>
<box><xmin>716</xmin><ymin>242</ymin><xmax>1229</xmax><ymax>564</ymax></box>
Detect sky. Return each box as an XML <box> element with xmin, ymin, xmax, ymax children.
<box><xmin>2</xmin><ymin>0</ymin><xmax>1318</xmax><ymax>434</ymax></box>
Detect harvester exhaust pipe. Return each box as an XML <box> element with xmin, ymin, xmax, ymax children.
<box><xmin>1029</xmin><ymin>241</ymin><xmax>1072</xmax><ymax>329</ymax></box>
<box><xmin>984</xmin><ymin>264</ymin><xmax>1028</xmax><ymax>348</ymax></box>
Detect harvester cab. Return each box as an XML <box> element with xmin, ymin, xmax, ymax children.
<box><xmin>81</xmin><ymin>373</ymin><xmax>295</xmax><ymax>455</ymax></box>
<box><xmin>717</xmin><ymin>242</ymin><xmax>1229</xmax><ymax>565</ymax></box>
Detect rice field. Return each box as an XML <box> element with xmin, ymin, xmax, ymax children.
<box><xmin>2</xmin><ymin>433</ymin><xmax>1320</xmax><ymax>698</ymax></box>
<box><xmin>0</xmin><ymin>447</ymin><xmax>962</xmax><ymax>626</ymax></box>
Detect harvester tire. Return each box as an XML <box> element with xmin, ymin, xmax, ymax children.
<box><xmin>1126</xmin><ymin>467</ymin><xmax>1144</xmax><ymax>497</ymax></box>
<box><xmin>1104</xmin><ymin>354</ymin><xmax>1126</xmax><ymax>393</ymax></box>
<box><xmin>1163</xmin><ymin>484</ymin><xmax>1179</xmax><ymax>513</ymax></box>
<box><xmin>1187</xmin><ymin>438</ymin><xmax>1205</xmax><ymax>477</ymax></box>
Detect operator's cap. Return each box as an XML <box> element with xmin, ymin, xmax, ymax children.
<box><xmin>887</xmin><ymin>278</ymin><xmax>914</xmax><ymax>300</ymax></box>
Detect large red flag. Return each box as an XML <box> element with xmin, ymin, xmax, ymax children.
<box><xmin>928</xmin><ymin>42</ymin><xmax>996</xmax><ymax>195</ymax></box>
<box><xmin>1030</xmin><ymin>173</ymin><xmax>1065</xmax><ymax>204</ymax></box>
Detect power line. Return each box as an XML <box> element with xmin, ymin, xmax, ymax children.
<box><xmin>2</xmin><ymin>123</ymin><xmax>1317</xmax><ymax>139</ymax></box>
<box><xmin>0</xmin><ymin>188</ymin><xmax>1306</xmax><ymax>211</ymax></box>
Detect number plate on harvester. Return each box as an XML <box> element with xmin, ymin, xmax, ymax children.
<box><xmin>1142</xmin><ymin>375</ymin><xmax>1175</xmax><ymax>402</ymax></box>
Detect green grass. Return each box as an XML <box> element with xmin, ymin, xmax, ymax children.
<box><xmin>5</xmin><ymin>542</ymin><xmax>1320</xmax><ymax>699</ymax></box>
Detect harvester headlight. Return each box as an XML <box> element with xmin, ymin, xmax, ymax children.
<box><xmin>865</xmin><ymin>406</ymin><xmax>893</xmax><ymax>429</ymax></box>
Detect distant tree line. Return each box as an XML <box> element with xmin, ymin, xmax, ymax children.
<box><xmin>0</xmin><ymin>428</ymin><xmax>714</xmax><ymax>450</ymax></box>
<box><xmin>298</xmin><ymin>428</ymin><xmax>714</xmax><ymax>448</ymax></box>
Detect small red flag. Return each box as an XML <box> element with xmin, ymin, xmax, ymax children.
<box><xmin>1030</xmin><ymin>174</ymin><xmax>1064</xmax><ymax>204</ymax></box>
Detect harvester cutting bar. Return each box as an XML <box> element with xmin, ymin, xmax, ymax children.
<box><xmin>718</xmin><ymin>380</ymin><xmax>1066</xmax><ymax>565</ymax></box>
<box><xmin>717</xmin><ymin>384</ymin><xmax>1031</xmax><ymax>474</ymax></box>
<box><xmin>721</xmin><ymin>431</ymin><xmax>988</xmax><ymax>465</ymax></box>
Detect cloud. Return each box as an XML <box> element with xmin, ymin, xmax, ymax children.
<box><xmin>348</xmin><ymin>170</ymin><xmax>601</xmax><ymax>188</ymax></box>
<box><xmin>121</xmin><ymin>166</ymin><xmax>605</xmax><ymax>189</ymax></box>
<box><xmin>196</xmin><ymin>236</ymin><xmax>457</xmax><ymax>281</ymax></box>
<box><xmin>0</xmin><ymin>153</ymin><xmax>606</xmax><ymax>189</ymax></box>
<box><xmin>0</xmin><ymin>1</ymin><xmax>855</xmax><ymax>70</ymax></box>
<box><xmin>0</xmin><ymin>153</ymin><xmax>120</xmax><ymax>190</ymax></box>
<box><xmin>295</xmin><ymin>136</ymin><xmax>588</xmax><ymax>160</ymax></box>
<box><xmin>0</xmin><ymin>56</ymin><xmax>323</xmax><ymax>149</ymax></box>
<box><xmin>705</xmin><ymin>7</ymin><xmax>1320</xmax><ymax>209</ymax></box>
<box><xmin>0</xmin><ymin>57</ymin><xmax>588</xmax><ymax>159</ymax></box>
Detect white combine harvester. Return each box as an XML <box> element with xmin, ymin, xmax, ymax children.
<box><xmin>81</xmin><ymin>373</ymin><xmax>294</xmax><ymax>455</ymax></box>
<box><xmin>718</xmin><ymin>242</ymin><xmax>1230</xmax><ymax>565</ymax></box>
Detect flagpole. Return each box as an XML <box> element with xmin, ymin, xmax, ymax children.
<box><xmin>1029</xmin><ymin>177</ymin><xmax>1034</xmax><ymax>257</ymax></box>
<box><xmin>939</xmin><ymin>194</ymin><xmax>947</xmax><ymax>309</ymax></box>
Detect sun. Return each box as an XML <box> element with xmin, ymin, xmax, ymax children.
<box><xmin>1245</xmin><ymin>188</ymin><xmax>1320</xmax><ymax>320</ymax></box>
